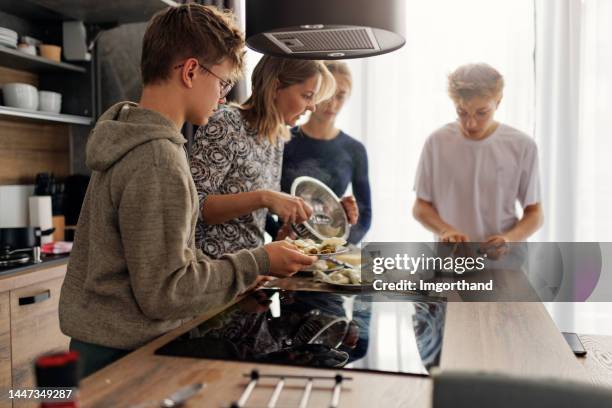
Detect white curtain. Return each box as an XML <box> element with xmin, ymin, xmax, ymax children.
<box><xmin>336</xmin><ymin>0</ymin><xmax>536</xmax><ymax>242</ymax></box>
<box><xmin>336</xmin><ymin>0</ymin><xmax>612</xmax><ymax>333</ymax></box>
<box><xmin>536</xmin><ymin>0</ymin><xmax>612</xmax><ymax>335</ymax></box>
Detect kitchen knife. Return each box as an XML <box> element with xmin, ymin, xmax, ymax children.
<box><xmin>160</xmin><ymin>383</ymin><xmax>204</xmax><ymax>408</ymax></box>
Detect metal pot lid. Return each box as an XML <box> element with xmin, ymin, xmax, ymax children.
<box><xmin>290</xmin><ymin>176</ymin><xmax>349</xmax><ymax>241</ymax></box>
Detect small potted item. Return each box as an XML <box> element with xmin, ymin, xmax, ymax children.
<box><xmin>39</xmin><ymin>44</ymin><xmax>62</xmax><ymax>62</ymax></box>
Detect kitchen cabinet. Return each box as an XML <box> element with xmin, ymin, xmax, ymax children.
<box><xmin>10</xmin><ymin>277</ymin><xmax>68</xmax><ymax>408</ymax></box>
<box><xmin>0</xmin><ymin>261</ymin><xmax>68</xmax><ymax>408</ymax></box>
<box><xmin>0</xmin><ymin>4</ymin><xmax>94</xmax><ymax>185</ymax></box>
<box><xmin>0</xmin><ymin>0</ymin><xmax>168</xmax><ymax>25</ymax></box>
<box><xmin>0</xmin><ymin>106</ymin><xmax>91</xmax><ymax>125</ymax></box>
<box><xmin>0</xmin><ymin>292</ymin><xmax>11</xmax><ymax>408</ymax></box>
<box><xmin>0</xmin><ymin>46</ymin><xmax>86</xmax><ymax>74</ymax></box>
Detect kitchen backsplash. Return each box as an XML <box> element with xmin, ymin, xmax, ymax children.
<box><xmin>0</xmin><ymin>185</ymin><xmax>34</xmax><ymax>227</ymax></box>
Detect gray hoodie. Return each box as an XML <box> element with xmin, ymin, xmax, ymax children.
<box><xmin>59</xmin><ymin>102</ymin><xmax>268</xmax><ymax>350</ymax></box>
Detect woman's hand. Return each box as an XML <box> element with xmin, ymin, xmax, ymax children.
<box><xmin>341</xmin><ymin>196</ymin><xmax>359</xmax><ymax>225</ymax></box>
<box><xmin>275</xmin><ymin>222</ymin><xmax>297</xmax><ymax>241</ymax></box>
<box><xmin>264</xmin><ymin>240</ymin><xmax>316</xmax><ymax>277</ymax></box>
<box><xmin>262</xmin><ymin>190</ymin><xmax>313</xmax><ymax>224</ymax></box>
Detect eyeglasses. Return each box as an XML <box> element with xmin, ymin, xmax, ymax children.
<box><xmin>174</xmin><ymin>60</ymin><xmax>234</xmax><ymax>98</ymax></box>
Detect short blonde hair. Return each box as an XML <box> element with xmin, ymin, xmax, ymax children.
<box><xmin>447</xmin><ymin>63</ymin><xmax>504</xmax><ymax>103</ymax></box>
<box><xmin>324</xmin><ymin>61</ymin><xmax>352</xmax><ymax>90</ymax></box>
<box><xmin>240</xmin><ymin>56</ymin><xmax>335</xmax><ymax>142</ymax></box>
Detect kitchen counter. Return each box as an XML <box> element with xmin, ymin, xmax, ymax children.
<box><xmin>0</xmin><ymin>254</ymin><xmax>69</xmax><ymax>292</ymax></box>
<box><xmin>0</xmin><ymin>254</ymin><xmax>69</xmax><ymax>276</ymax></box>
<box><xmin>78</xmin><ymin>279</ymin><xmax>589</xmax><ymax>408</ymax></box>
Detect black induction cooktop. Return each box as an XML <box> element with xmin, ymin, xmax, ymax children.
<box><xmin>155</xmin><ymin>290</ymin><xmax>446</xmax><ymax>377</ymax></box>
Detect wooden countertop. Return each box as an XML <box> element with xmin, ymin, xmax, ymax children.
<box><xmin>0</xmin><ymin>257</ymin><xmax>68</xmax><ymax>292</ymax></box>
<box><xmin>579</xmin><ymin>334</ymin><xmax>612</xmax><ymax>387</ymax></box>
<box><xmin>79</xmin><ymin>293</ymin><xmax>589</xmax><ymax>407</ymax></box>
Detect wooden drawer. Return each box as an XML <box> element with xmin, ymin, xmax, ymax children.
<box><xmin>10</xmin><ymin>277</ymin><xmax>69</xmax><ymax>408</ymax></box>
<box><xmin>0</xmin><ymin>292</ymin><xmax>11</xmax><ymax>408</ymax></box>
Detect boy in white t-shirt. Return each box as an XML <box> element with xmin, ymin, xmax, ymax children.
<box><xmin>413</xmin><ymin>63</ymin><xmax>543</xmax><ymax>252</ymax></box>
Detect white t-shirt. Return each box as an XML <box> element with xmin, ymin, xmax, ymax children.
<box><xmin>414</xmin><ymin>122</ymin><xmax>541</xmax><ymax>242</ymax></box>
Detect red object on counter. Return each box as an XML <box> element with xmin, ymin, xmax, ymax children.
<box><xmin>41</xmin><ymin>241</ymin><xmax>73</xmax><ymax>255</ymax></box>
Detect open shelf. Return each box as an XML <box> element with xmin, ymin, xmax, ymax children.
<box><xmin>0</xmin><ymin>46</ymin><xmax>86</xmax><ymax>74</ymax></box>
<box><xmin>0</xmin><ymin>105</ymin><xmax>92</xmax><ymax>125</ymax></box>
<box><xmin>0</xmin><ymin>0</ymin><xmax>172</xmax><ymax>25</ymax></box>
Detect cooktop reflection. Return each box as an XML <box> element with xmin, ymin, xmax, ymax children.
<box><xmin>155</xmin><ymin>290</ymin><xmax>446</xmax><ymax>376</ymax></box>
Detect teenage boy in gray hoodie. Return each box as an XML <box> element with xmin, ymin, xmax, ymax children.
<box><xmin>59</xmin><ymin>4</ymin><xmax>315</xmax><ymax>376</ymax></box>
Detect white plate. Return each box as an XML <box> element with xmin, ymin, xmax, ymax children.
<box><xmin>300</xmin><ymin>264</ymin><xmax>344</xmax><ymax>274</ymax></box>
<box><xmin>323</xmin><ymin>281</ymin><xmax>369</xmax><ymax>290</ymax></box>
<box><xmin>0</xmin><ymin>42</ymin><xmax>17</xmax><ymax>50</ymax></box>
<box><xmin>316</xmin><ymin>247</ymin><xmax>349</xmax><ymax>259</ymax></box>
<box><xmin>0</xmin><ymin>28</ymin><xmax>18</xmax><ymax>38</ymax></box>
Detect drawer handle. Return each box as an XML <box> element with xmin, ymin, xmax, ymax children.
<box><xmin>19</xmin><ymin>290</ymin><xmax>51</xmax><ymax>306</ymax></box>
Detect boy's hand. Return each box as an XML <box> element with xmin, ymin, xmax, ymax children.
<box><xmin>440</xmin><ymin>229</ymin><xmax>469</xmax><ymax>243</ymax></box>
<box><xmin>480</xmin><ymin>235</ymin><xmax>509</xmax><ymax>260</ymax></box>
<box><xmin>264</xmin><ymin>241</ymin><xmax>316</xmax><ymax>277</ymax></box>
<box><xmin>341</xmin><ymin>196</ymin><xmax>359</xmax><ymax>225</ymax></box>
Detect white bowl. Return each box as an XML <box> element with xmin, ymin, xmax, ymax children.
<box><xmin>2</xmin><ymin>83</ymin><xmax>38</xmax><ymax>110</ymax></box>
<box><xmin>17</xmin><ymin>44</ymin><xmax>37</xmax><ymax>55</ymax></box>
<box><xmin>38</xmin><ymin>91</ymin><xmax>62</xmax><ymax>113</ymax></box>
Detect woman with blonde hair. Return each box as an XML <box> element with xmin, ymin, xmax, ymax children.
<box><xmin>190</xmin><ymin>55</ymin><xmax>336</xmax><ymax>258</ymax></box>
<box><xmin>413</xmin><ymin>63</ymin><xmax>543</xmax><ymax>252</ymax></box>
<box><xmin>271</xmin><ymin>61</ymin><xmax>371</xmax><ymax>244</ymax></box>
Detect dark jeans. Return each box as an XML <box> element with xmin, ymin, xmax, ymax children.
<box><xmin>69</xmin><ymin>338</ymin><xmax>131</xmax><ymax>378</ymax></box>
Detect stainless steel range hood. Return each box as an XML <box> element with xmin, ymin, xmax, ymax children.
<box><xmin>245</xmin><ymin>0</ymin><xmax>405</xmax><ymax>59</ymax></box>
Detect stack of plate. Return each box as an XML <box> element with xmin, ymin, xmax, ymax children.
<box><xmin>0</xmin><ymin>27</ymin><xmax>18</xmax><ymax>49</ymax></box>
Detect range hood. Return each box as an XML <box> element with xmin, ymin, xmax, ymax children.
<box><xmin>245</xmin><ymin>0</ymin><xmax>405</xmax><ymax>59</ymax></box>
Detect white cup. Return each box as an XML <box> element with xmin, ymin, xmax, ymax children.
<box><xmin>38</xmin><ymin>91</ymin><xmax>62</xmax><ymax>114</ymax></box>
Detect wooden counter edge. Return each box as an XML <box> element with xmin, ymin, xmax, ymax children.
<box><xmin>0</xmin><ymin>260</ymin><xmax>68</xmax><ymax>292</ymax></box>
<box><xmin>80</xmin><ymin>298</ymin><xmax>241</xmax><ymax>386</ymax></box>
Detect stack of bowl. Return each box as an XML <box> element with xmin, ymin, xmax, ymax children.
<box><xmin>0</xmin><ymin>26</ymin><xmax>18</xmax><ymax>49</ymax></box>
<box><xmin>1</xmin><ymin>83</ymin><xmax>62</xmax><ymax>113</ymax></box>
<box><xmin>2</xmin><ymin>83</ymin><xmax>38</xmax><ymax>110</ymax></box>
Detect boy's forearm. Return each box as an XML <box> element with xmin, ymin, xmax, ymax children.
<box><xmin>412</xmin><ymin>199</ymin><xmax>454</xmax><ymax>236</ymax></box>
<box><xmin>504</xmin><ymin>204</ymin><xmax>544</xmax><ymax>242</ymax></box>
<box><xmin>202</xmin><ymin>191</ymin><xmax>266</xmax><ymax>224</ymax></box>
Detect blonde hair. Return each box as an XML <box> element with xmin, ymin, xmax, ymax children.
<box><xmin>324</xmin><ymin>61</ymin><xmax>352</xmax><ymax>90</ymax></box>
<box><xmin>447</xmin><ymin>63</ymin><xmax>504</xmax><ymax>103</ymax></box>
<box><xmin>240</xmin><ymin>56</ymin><xmax>335</xmax><ymax>142</ymax></box>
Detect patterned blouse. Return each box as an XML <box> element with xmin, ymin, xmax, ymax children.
<box><xmin>190</xmin><ymin>106</ymin><xmax>284</xmax><ymax>258</ymax></box>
